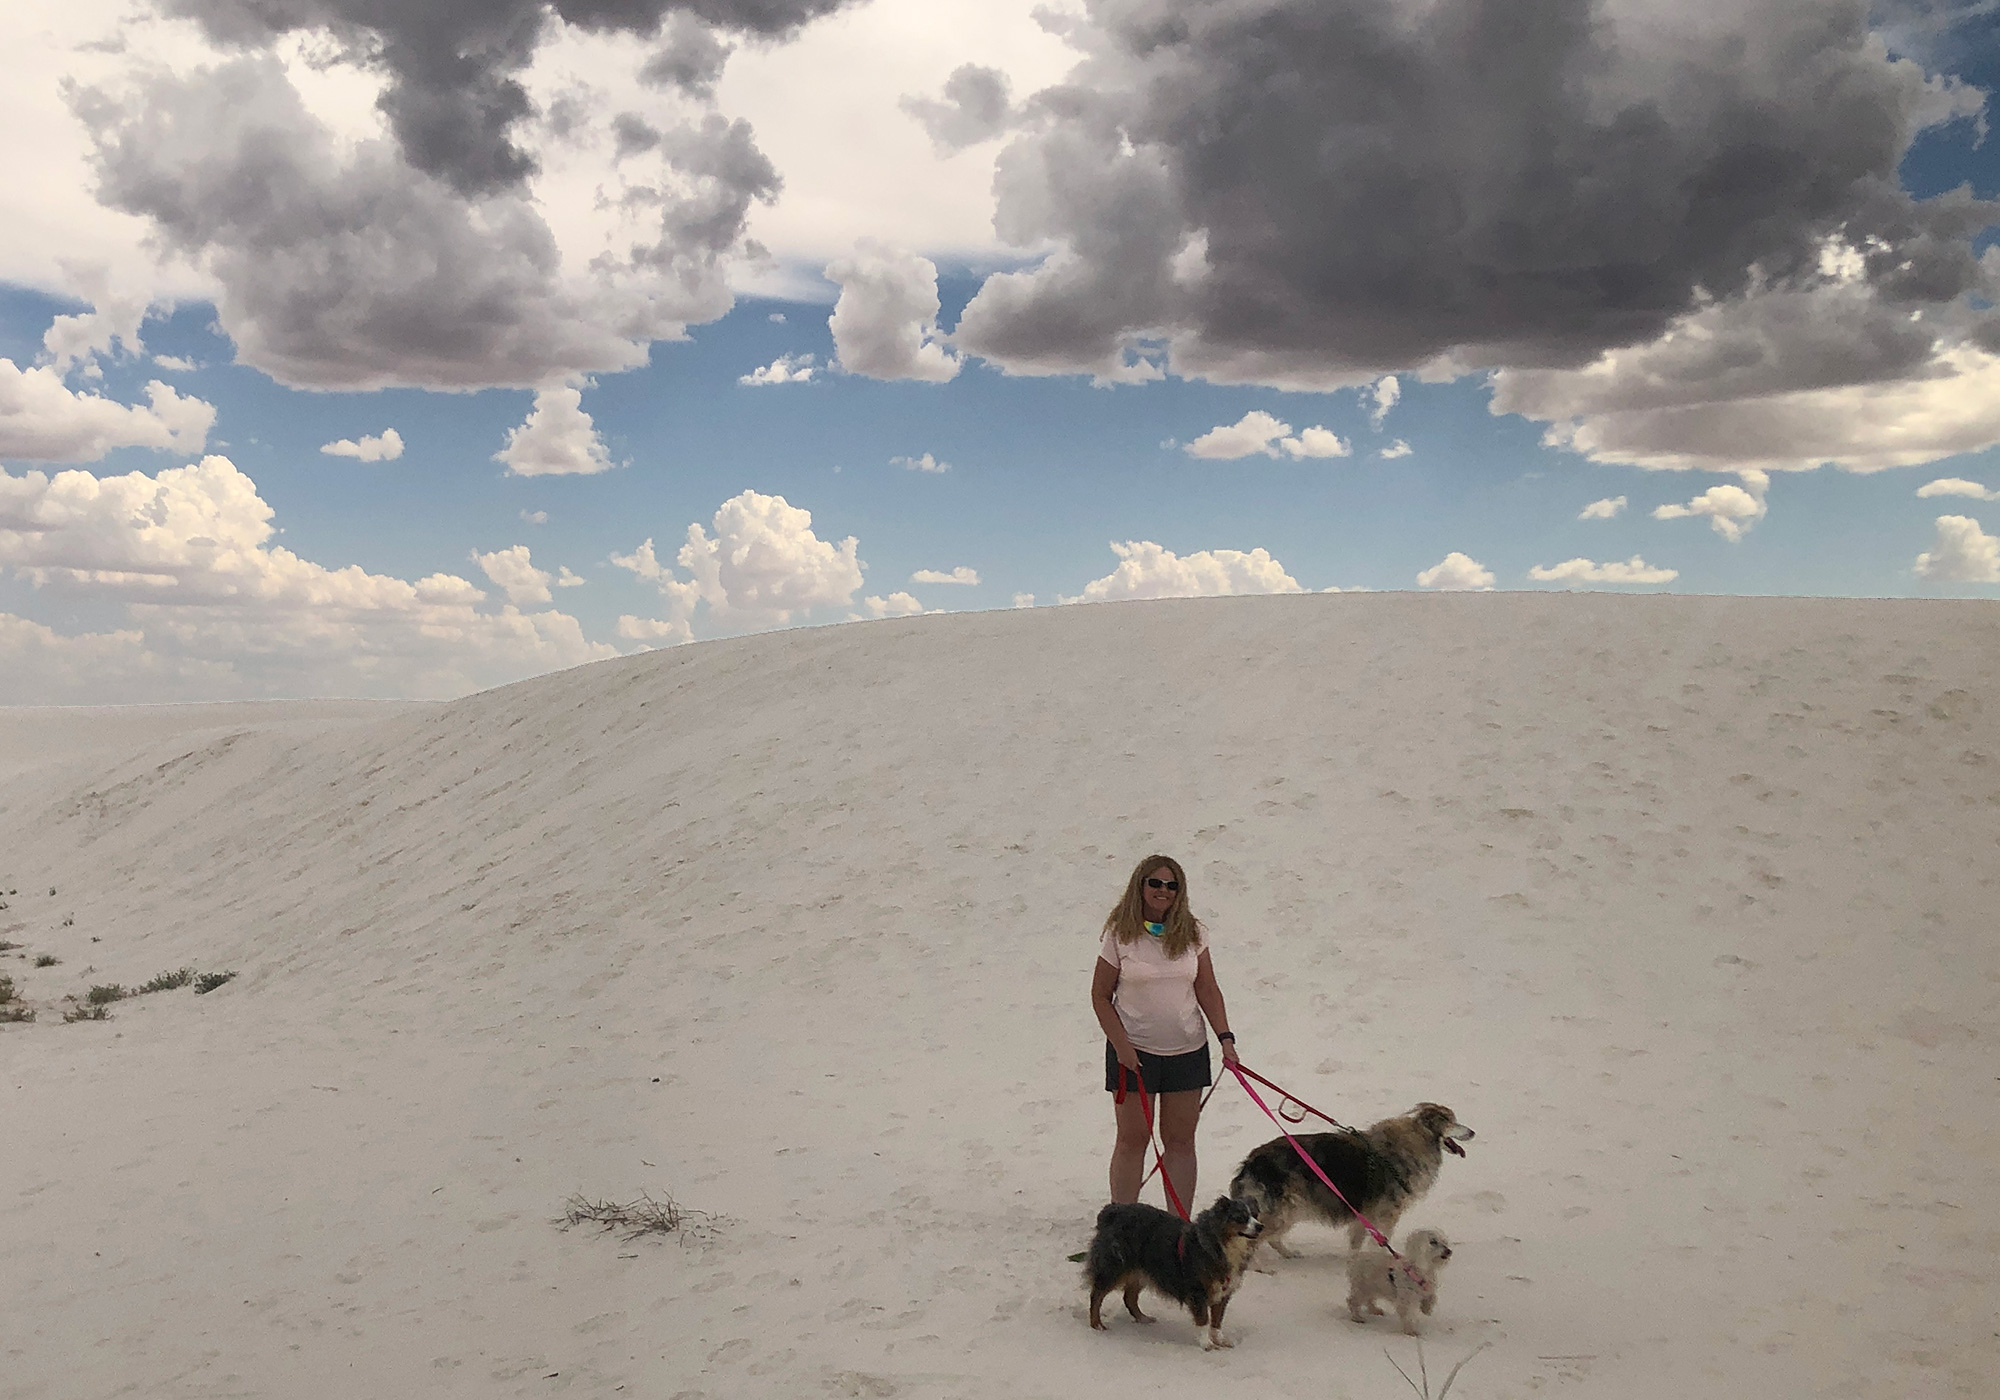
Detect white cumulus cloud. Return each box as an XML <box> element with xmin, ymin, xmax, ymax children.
<box><xmin>612</xmin><ymin>489</ymin><xmax>865</xmax><ymax>643</ymax></box>
<box><xmin>1579</xmin><ymin>495</ymin><xmax>1628</xmax><ymax>519</ymax></box>
<box><xmin>827</xmin><ymin>245</ymin><xmax>960</xmax><ymax>383</ymax></box>
<box><xmin>1071</xmin><ymin>540</ymin><xmax>1303</xmax><ymax>602</ymax></box>
<box><xmin>1653</xmin><ymin>473</ymin><xmax>1769</xmax><ymax>541</ymax></box>
<box><xmin>0</xmin><ymin>360</ymin><xmax>214</xmax><ymax>462</ymax></box>
<box><xmin>1528</xmin><ymin>555</ymin><xmax>1679</xmax><ymax>584</ymax></box>
<box><xmin>863</xmin><ymin>592</ymin><xmax>923</xmax><ymax>618</ymax></box>
<box><xmin>0</xmin><ymin>456</ymin><xmax>611</xmax><ymax>699</ymax></box>
<box><xmin>739</xmin><ymin>353</ymin><xmax>816</xmax><ymax>386</ymax></box>
<box><xmin>1917</xmin><ymin>477</ymin><xmax>2000</xmax><ymax>501</ymax></box>
<box><xmin>475</xmin><ymin>545</ymin><xmax>554</xmax><ymax>606</ymax></box>
<box><xmin>892</xmin><ymin>452</ymin><xmax>951</xmax><ymax>473</ymax></box>
<box><xmin>912</xmin><ymin>566</ymin><xmax>979</xmax><ymax>585</ymax></box>
<box><xmin>320</xmin><ymin>428</ymin><xmax>405</xmax><ymax>461</ymax></box>
<box><xmin>1185</xmin><ymin>410</ymin><xmax>1349</xmax><ymax>460</ymax></box>
<box><xmin>1369</xmin><ymin>375</ymin><xmax>1400</xmax><ymax>428</ymax></box>
<box><xmin>1416</xmin><ymin>552</ymin><xmax>1495</xmax><ymax>590</ymax></box>
<box><xmin>1914</xmin><ymin>515</ymin><xmax>2000</xmax><ymax>583</ymax></box>
<box><xmin>494</xmin><ymin>383</ymin><xmax>614</xmax><ymax>477</ymax></box>
<box><xmin>1379</xmin><ymin>439</ymin><xmax>1413</xmax><ymax>459</ymax></box>
<box><xmin>41</xmin><ymin>288</ymin><xmax>150</xmax><ymax>377</ymax></box>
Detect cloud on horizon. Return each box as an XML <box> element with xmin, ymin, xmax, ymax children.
<box><xmin>0</xmin><ymin>455</ymin><xmax>610</xmax><ymax>699</ymax></box>
<box><xmin>613</xmin><ymin>488</ymin><xmax>865</xmax><ymax>642</ymax></box>
<box><xmin>1069</xmin><ymin>539</ymin><xmax>1303</xmax><ymax>602</ymax></box>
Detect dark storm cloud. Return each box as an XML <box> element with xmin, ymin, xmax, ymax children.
<box><xmin>613</xmin><ymin>111</ymin><xmax>665</xmax><ymax>158</ymax></box>
<box><xmin>637</xmin><ymin>13</ymin><xmax>733</xmax><ymax>99</ymax></box>
<box><xmin>954</xmin><ymin>0</ymin><xmax>1998</xmax><ymax>388</ymax></box>
<box><xmin>632</xmin><ymin>114</ymin><xmax>781</xmax><ymax>268</ymax></box>
<box><xmin>161</xmin><ymin>0</ymin><xmax>852</xmax><ymax>195</ymax></box>
<box><xmin>69</xmin><ymin>57</ymin><xmax>720</xmax><ymax>389</ymax></box>
<box><xmin>900</xmin><ymin>64</ymin><xmax>1015</xmax><ymax>152</ymax></box>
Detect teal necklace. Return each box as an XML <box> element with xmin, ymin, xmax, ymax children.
<box><xmin>1144</xmin><ymin>921</ymin><xmax>1166</xmax><ymax>937</ymax></box>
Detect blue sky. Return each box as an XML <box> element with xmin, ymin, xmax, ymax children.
<box><xmin>3</xmin><ymin>1</ymin><xmax>1999</xmax><ymax>702</ymax></box>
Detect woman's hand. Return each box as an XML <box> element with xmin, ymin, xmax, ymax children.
<box><xmin>1219</xmin><ymin>1037</ymin><xmax>1240</xmax><ymax>1067</ymax></box>
<box><xmin>1115</xmin><ymin>1042</ymin><xmax>1142</xmax><ymax>1074</ymax></box>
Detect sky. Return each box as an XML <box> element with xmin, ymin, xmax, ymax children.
<box><xmin>2</xmin><ymin>0</ymin><xmax>1999</xmax><ymax>704</ymax></box>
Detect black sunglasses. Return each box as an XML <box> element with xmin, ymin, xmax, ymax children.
<box><xmin>1145</xmin><ymin>878</ymin><xmax>1180</xmax><ymax>892</ymax></box>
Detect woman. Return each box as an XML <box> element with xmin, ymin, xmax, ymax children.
<box><xmin>1091</xmin><ymin>854</ymin><xmax>1238</xmax><ymax>1207</ymax></box>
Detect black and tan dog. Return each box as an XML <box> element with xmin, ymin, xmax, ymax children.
<box><xmin>1083</xmin><ymin>1195</ymin><xmax>1264</xmax><ymax>1350</ymax></box>
<box><xmin>1229</xmin><ymin>1103</ymin><xmax>1473</xmax><ymax>1259</ymax></box>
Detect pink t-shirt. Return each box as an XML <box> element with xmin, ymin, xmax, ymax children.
<box><xmin>1098</xmin><ymin>925</ymin><xmax>1208</xmax><ymax>1055</ymax></box>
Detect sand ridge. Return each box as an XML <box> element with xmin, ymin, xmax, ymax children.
<box><xmin>2</xmin><ymin>593</ymin><xmax>1995</xmax><ymax>1397</ymax></box>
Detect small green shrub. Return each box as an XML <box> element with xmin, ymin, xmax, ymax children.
<box><xmin>0</xmin><ymin>1005</ymin><xmax>33</xmax><ymax>1023</ymax></box>
<box><xmin>86</xmin><ymin>983</ymin><xmax>126</xmax><ymax>1005</ymax></box>
<box><xmin>34</xmin><ymin>954</ymin><xmax>57</xmax><ymax>968</ymax></box>
<box><xmin>193</xmin><ymin>971</ymin><xmax>237</xmax><ymax>995</ymax></box>
<box><xmin>0</xmin><ymin>941</ymin><xmax>20</xmax><ymax>952</ymax></box>
<box><xmin>0</xmin><ymin>975</ymin><xmax>16</xmax><ymax>1003</ymax></box>
<box><xmin>63</xmin><ymin>1004</ymin><xmax>109</xmax><ymax>1022</ymax></box>
<box><xmin>139</xmin><ymin>967</ymin><xmax>195</xmax><ymax>994</ymax></box>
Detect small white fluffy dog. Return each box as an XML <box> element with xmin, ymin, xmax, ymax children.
<box><xmin>1345</xmin><ymin>1228</ymin><xmax>1452</xmax><ymax>1334</ymax></box>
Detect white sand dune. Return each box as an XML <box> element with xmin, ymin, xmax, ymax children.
<box><xmin>2</xmin><ymin>594</ymin><xmax>1995</xmax><ymax>1399</ymax></box>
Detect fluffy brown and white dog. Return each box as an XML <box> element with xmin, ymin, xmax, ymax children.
<box><xmin>1083</xmin><ymin>1195</ymin><xmax>1264</xmax><ymax>1350</ymax></box>
<box><xmin>1346</xmin><ymin>1228</ymin><xmax>1453</xmax><ymax>1334</ymax></box>
<box><xmin>1228</xmin><ymin>1103</ymin><xmax>1473</xmax><ymax>1259</ymax></box>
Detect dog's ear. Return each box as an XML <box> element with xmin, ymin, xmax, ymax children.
<box><xmin>1414</xmin><ymin>1103</ymin><xmax>1455</xmax><ymax>1135</ymax></box>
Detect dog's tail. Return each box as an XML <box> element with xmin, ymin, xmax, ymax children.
<box><xmin>1084</xmin><ymin>1203</ymin><xmax>1134</xmax><ymax>1280</ymax></box>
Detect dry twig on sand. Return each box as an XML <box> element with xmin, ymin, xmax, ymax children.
<box><xmin>1385</xmin><ymin>1339</ymin><xmax>1492</xmax><ymax>1400</ymax></box>
<box><xmin>555</xmin><ymin>1190</ymin><xmax>712</xmax><ymax>1243</ymax></box>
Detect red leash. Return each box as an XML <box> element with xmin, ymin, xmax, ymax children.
<box><xmin>1227</xmin><ymin>1062</ymin><xmax>1353</xmax><ymax>1132</ymax></box>
<box><xmin>1116</xmin><ymin>1065</ymin><xmax>1192</xmax><ymax>1221</ymax></box>
<box><xmin>1138</xmin><ymin>1078</ymin><xmax>1219</xmax><ymax>1194</ymax></box>
<box><xmin>1224</xmin><ymin>1064</ymin><xmax>1400</xmax><ymax>1256</ymax></box>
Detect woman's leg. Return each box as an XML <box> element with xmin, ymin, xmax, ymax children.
<box><xmin>1110</xmin><ymin>1088</ymin><xmax>1151</xmax><ymax>1204</ymax></box>
<box><xmin>1158</xmin><ymin>1089</ymin><xmax>1203</xmax><ymax>1208</ymax></box>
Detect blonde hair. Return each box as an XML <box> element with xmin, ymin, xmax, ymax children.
<box><xmin>1104</xmin><ymin>854</ymin><xmax>1203</xmax><ymax>960</ymax></box>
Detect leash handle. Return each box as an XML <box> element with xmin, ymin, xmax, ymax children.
<box><xmin>1118</xmin><ymin>1064</ymin><xmax>1193</xmax><ymax>1222</ymax></box>
<box><xmin>1229</xmin><ymin>1062</ymin><xmax>1350</xmax><ymax>1132</ymax></box>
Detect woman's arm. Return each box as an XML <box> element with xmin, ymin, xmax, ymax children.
<box><xmin>1193</xmin><ymin>949</ymin><xmax>1239</xmax><ymax>1065</ymax></box>
<box><xmin>1092</xmin><ymin>957</ymin><xmax>1141</xmax><ymax>1071</ymax></box>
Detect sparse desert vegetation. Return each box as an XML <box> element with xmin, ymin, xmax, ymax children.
<box><xmin>194</xmin><ymin>970</ymin><xmax>238</xmax><ymax>994</ymax></box>
<box><xmin>34</xmin><ymin>954</ymin><xmax>57</xmax><ymax>967</ymax></box>
<box><xmin>556</xmin><ymin>1190</ymin><xmax>712</xmax><ymax>1243</ymax></box>
<box><xmin>139</xmin><ymin>967</ymin><xmax>196</xmax><ymax>994</ymax></box>
<box><xmin>86</xmin><ymin>983</ymin><xmax>127</xmax><ymax>1005</ymax></box>
<box><xmin>1</xmin><ymin>971</ymin><xmax>39</xmax><ymax>1022</ymax></box>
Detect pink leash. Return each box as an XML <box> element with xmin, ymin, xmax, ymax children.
<box><xmin>1227</xmin><ymin>1062</ymin><xmax>1352</xmax><ymax>1131</ymax></box>
<box><xmin>1225</xmin><ymin>1061</ymin><xmax>1430</xmax><ymax>1289</ymax></box>
<box><xmin>1116</xmin><ymin>1066</ymin><xmax>1192</xmax><ymax>1222</ymax></box>
<box><xmin>1137</xmin><ymin>1078</ymin><xmax>1219</xmax><ymax>1194</ymax></box>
